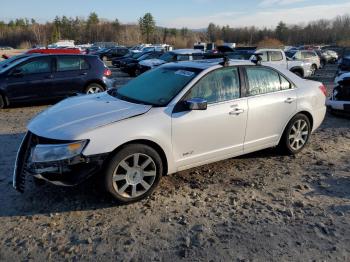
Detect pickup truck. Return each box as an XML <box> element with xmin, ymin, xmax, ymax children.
<box><xmin>254</xmin><ymin>49</ymin><xmax>314</xmax><ymax>78</ymax></box>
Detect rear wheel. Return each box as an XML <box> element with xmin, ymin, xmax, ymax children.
<box><xmin>85</xmin><ymin>83</ymin><xmax>105</xmax><ymax>94</ymax></box>
<box><xmin>104</xmin><ymin>144</ymin><xmax>163</xmax><ymax>203</ymax></box>
<box><xmin>279</xmin><ymin>114</ymin><xmax>311</xmax><ymax>155</ymax></box>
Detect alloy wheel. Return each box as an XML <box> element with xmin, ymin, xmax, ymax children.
<box><xmin>86</xmin><ymin>86</ymin><xmax>104</xmax><ymax>94</ymax></box>
<box><xmin>288</xmin><ymin>119</ymin><xmax>309</xmax><ymax>151</ymax></box>
<box><xmin>112</xmin><ymin>153</ymin><xmax>157</xmax><ymax>199</ymax></box>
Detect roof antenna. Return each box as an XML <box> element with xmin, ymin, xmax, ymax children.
<box><xmin>220</xmin><ymin>55</ymin><xmax>230</xmax><ymax>67</ymax></box>
<box><xmin>252</xmin><ymin>53</ymin><xmax>263</xmax><ymax>65</ymax></box>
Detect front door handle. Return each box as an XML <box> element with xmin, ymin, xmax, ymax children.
<box><xmin>229</xmin><ymin>108</ymin><xmax>245</xmax><ymax>115</ymax></box>
<box><xmin>80</xmin><ymin>72</ymin><xmax>88</xmax><ymax>76</ymax></box>
<box><xmin>285</xmin><ymin>97</ymin><xmax>296</xmax><ymax>104</ymax></box>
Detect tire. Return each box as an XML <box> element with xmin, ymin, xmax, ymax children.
<box><xmin>104</xmin><ymin>144</ymin><xmax>163</xmax><ymax>203</ymax></box>
<box><xmin>311</xmin><ymin>64</ymin><xmax>317</xmax><ymax>75</ymax></box>
<box><xmin>85</xmin><ymin>83</ymin><xmax>105</xmax><ymax>94</ymax></box>
<box><xmin>279</xmin><ymin>114</ymin><xmax>311</xmax><ymax>155</ymax></box>
<box><xmin>0</xmin><ymin>95</ymin><xmax>5</xmax><ymax>109</ymax></box>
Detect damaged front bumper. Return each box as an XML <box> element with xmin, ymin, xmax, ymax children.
<box><xmin>13</xmin><ymin>131</ymin><xmax>108</xmax><ymax>192</ymax></box>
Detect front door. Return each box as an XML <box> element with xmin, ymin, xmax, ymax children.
<box><xmin>172</xmin><ymin>67</ymin><xmax>248</xmax><ymax>169</ymax></box>
<box><xmin>5</xmin><ymin>56</ymin><xmax>54</xmax><ymax>102</ymax></box>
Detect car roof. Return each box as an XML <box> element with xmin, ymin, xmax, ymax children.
<box><xmin>164</xmin><ymin>59</ymin><xmax>253</xmax><ymax>70</ymax></box>
<box><xmin>171</xmin><ymin>49</ymin><xmax>204</xmax><ymax>55</ymax></box>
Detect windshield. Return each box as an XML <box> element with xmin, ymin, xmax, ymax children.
<box><xmin>159</xmin><ymin>52</ymin><xmax>176</xmax><ymax>62</ymax></box>
<box><xmin>109</xmin><ymin>66</ymin><xmax>201</xmax><ymax>106</ymax></box>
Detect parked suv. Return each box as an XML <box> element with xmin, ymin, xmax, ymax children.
<box><xmin>0</xmin><ymin>54</ymin><xmax>112</xmax><ymax>108</ymax></box>
<box><xmin>292</xmin><ymin>50</ymin><xmax>321</xmax><ymax>74</ymax></box>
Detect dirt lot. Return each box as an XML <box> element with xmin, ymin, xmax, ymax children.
<box><xmin>0</xmin><ymin>65</ymin><xmax>349</xmax><ymax>261</ymax></box>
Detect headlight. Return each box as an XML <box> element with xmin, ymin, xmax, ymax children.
<box><xmin>31</xmin><ymin>140</ymin><xmax>88</xmax><ymax>163</ymax></box>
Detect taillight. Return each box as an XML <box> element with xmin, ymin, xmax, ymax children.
<box><xmin>319</xmin><ymin>84</ymin><xmax>327</xmax><ymax>96</ymax></box>
<box><xmin>104</xmin><ymin>68</ymin><xmax>112</xmax><ymax>77</ymax></box>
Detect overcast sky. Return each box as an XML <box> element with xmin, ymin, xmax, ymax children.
<box><xmin>1</xmin><ymin>0</ymin><xmax>349</xmax><ymax>28</ymax></box>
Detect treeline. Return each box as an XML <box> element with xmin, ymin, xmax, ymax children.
<box><xmin>0</xmin><ymin>12</ymin><xmax>349</xmax><ymax>48</ymax></box>
<box><xmin>0</xmin><ymin>13</ymin><xmax>203</xmax><ymax>48</ymax></box>
<box><xmin>208</xmin><ymin>15</ymin><xmax>350</xmax><ymax>46</ymax></box>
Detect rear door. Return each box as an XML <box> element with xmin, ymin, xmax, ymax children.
<box><xmin>50</xmin><ymin>56</ymin><xmax>90</xmax><ymax>97</ymax></box>
<box><xmin>243</xmin><ymin>66</ymin><xmax>297</xmax><ymax>153</ymax></box>
<box><xmin>5</xmin><ymin>56</ymin><xmax>54</xmax><ymax>102</ymax></box>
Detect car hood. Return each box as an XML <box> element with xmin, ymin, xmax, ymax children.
<box><xmin>139</xmin><ymin>59</ymin><xmax>166</xmax><ymax>68</ymax></box>
<box><xmin>28</xmin><ymin>92</ymin><xmax>152</xmax><ymax>140</ymax></box>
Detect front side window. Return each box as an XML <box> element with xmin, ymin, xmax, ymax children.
<box><xmin>269</xmin><ymin>51</ymin><xmax>283</xmax><ymax>61</ymax></box>
<box><xmin>246</xmin><ymin>67</ymin><xmax>281</xmax><ymax>96</ymax></box>
<box><xmin>185</xmin><ymin>67</ymin><xmax>240</xmax><ymax>104</ymax></box>
<box><xmin>17</xmin><ymin>58</ymin><xmax>51</xmax><ymax>74</ymax></box>
<box><xmin>57</xmin><ymin>57</ymin><xmax>89</xmax><ymax>71</ymax></box>
<box><xmin>111</xmin><ymin>66</ymin><xmax>201</xmax><ymax>106</ymax></box>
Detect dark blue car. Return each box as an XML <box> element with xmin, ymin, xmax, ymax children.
<box><xmin>0</xmin><ymin>54</ymin><xmax>113</xmax><ymax>108</ymax></box>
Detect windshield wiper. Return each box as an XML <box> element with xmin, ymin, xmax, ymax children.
<box><xmin>108</xmin><ymin>89</ymin><xmax>156</xmax><ymax>106</ymax></box>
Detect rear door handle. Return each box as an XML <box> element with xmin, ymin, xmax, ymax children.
<box><xmin>45</xmin><ymin>74</ymin><xmax>54</xmax><ymax>79</ymax></box>
<box><xmin>80</xmin><ymin>72</ymin><xmax>88</xmax><ymax>76</ymax></box>
<box><xmin>285</xmin><ymin>97</ymin><xmax>296</xmax><ymax>104</ymax></box>
<box><xmin>229</xmin><ymin>108</ymin><xmax>245</xmax><ymax>115</ymax></box>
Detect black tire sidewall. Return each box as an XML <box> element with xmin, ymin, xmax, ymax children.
<box><xmin>104</xmin><ymin>144</ymin><xmax>163</xmax><ymax>203</ymax></box>
<box><xmin>281</xmin><ymin>114</ymin><xmax>311</xmax><ymax>155</ymax></box>
<box><xmin>0</xmin><ymin>95</ymin><xmax>4</xmax><ymax>109</ymax></box>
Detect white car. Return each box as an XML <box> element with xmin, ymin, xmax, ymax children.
<box><xmin>14</xmin><ymin>60</ymin><xmax>327</xmax><ymax>203</ymax></box>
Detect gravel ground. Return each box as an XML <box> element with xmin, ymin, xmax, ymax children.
<box><xmin>0</xmin><ymin>64</ymin><xmax>349</xmax><ymax>261</ymax></box>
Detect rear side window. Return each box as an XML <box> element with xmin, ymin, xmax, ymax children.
<box><xmin>17</xmin><ymin>57</ymin><xmax>52</xmax><ymax>74</ymax></box>
<box><xmin>269</xmin><ymin>51</ymin><xmax>283</xmax><ymax>61</ymax></box>
<box><xmin>57</xmin><ymin>57</ymin><xmax>89</xmax><ymax>72</ymax></box>
<box><xmin>246</xmin><ymin>67</ymin><xmax>281</xmax><ymax>96</ymax></box>
<box><xmin>185</xmin><ymin>67</ymin><xmax>240</xmax><ymax>104</ymax></box>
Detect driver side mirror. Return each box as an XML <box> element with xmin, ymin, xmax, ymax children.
<box><xmin>11</xmin><ymin>68</ymin><xmax>24</xmax><ymax>77</ymax></box>
<box><xmin>186</xmin><ymin>98</ymin><xmax>207</xmax><ymax>110</ymax></box>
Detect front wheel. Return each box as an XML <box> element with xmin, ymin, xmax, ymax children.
<box><xmin>85</xmin><ymin>83</ymin><xmax>105</xmax><ymax>94</ymax></box>
<box><xmin>104</xmin><ymin>144</ymin><xmax>163</xmax><ymax>203</ymax></box>
<box><xmin>279</xmin><ymin>114</ymin><xmax>311</xmax><ymax>155</ymax></box>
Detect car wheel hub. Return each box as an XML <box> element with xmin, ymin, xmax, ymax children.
<box><xmin>112</xmin><ymin>153</ymin><xmax>157</xmax><ymax>199</ymax></box>
<box><xmin>288</xmin><ymin>119</ymin><xmax>309</xmax><ymax>151</ymax></box>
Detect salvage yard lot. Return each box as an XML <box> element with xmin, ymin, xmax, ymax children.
<box><xmin>0</xmin><ymin>65</ymin><xmax>349</xmax><ymax>261</ymax></box>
